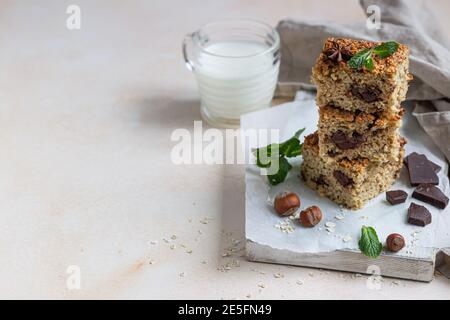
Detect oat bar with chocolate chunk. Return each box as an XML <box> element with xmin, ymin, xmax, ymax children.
<box><xmin>312</xmin><ymin>38</ymin><xmax>411</xmax><ymax>116</ymax></box>
<box><xmin>301</xmin><ymin>133</ymin><xmax>404</xmax><ymax>210</ymax></box>
<box><xmin>318</xmin><ymin>105</ymin><xmax>406</xmax><ymax>163</ymax></box>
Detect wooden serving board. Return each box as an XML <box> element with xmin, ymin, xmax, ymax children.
<box><xmin>246</xmin><ymin>241</ymin><xmax>436</xmax><ymax>282</ymax></box>
<box><xmin>243</xmin><ymin>88</ymin><xmax>448</xmax><ymax>283</ymax></box>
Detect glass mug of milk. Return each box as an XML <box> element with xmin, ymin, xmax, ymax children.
<box><xmin>183</xmin><ymin>20</ymin><xmax>280</xmax><ymax>128</ymax></box>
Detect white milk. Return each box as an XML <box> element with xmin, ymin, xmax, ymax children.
<box><xmin>195</xmin><ymin>41</ymin><xmax>279</xmax><ymax>123</ymax></box>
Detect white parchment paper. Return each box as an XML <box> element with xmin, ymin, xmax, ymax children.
<box><xmin>242</xmin><ymin>97</ymin><xmax>450</xmax><ymax>258</ymax></box>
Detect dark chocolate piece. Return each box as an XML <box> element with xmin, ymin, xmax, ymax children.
<box><xmin>313</xmin><ymin>175</ymin><xmax>328</xmax><ymax>187</ymax></box>
<box><xmin>412</xmin><ymin>184</ymin><xmax>449</xmax><ymax>209</ymax></box>
<box><xmin>330</xmin><ymin>131</ymin><xmax>366</xmax><ymax>150</ymax></box>
<box><xmin>386</xmin><ymin>190</ymin><xmax>408</xmax><ymax>205</ymax></box>
<box><xmin>333</xmin><ymin>170</ymin><xmax>353</xmax><ymax>187</ymax></box>
<box><xmin>406</xmin><ymin>153</ymin><xmax>439</xmax><ymax>186</ymax></box>
<box><xmin>407</xmin><ymin>203</ymin><xmax>432</xmax><ymax>227</ymax></box>
<box><xmin>327</xmin><ymin>150</ymin><xmax>339</xmax><ymax>157</ymax></box>
<box><xmin>404</xmin><ymin>152</ymin><xmax>441</xmax><ymax>174</ymax></box>
<box><xmin>350</xmin><ymin>85</ymin><xmax>382</xmax><ymax>103</ymax></box>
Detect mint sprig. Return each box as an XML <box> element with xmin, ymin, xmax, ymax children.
<box><xmin>358</xmin><ymin>226</ymin><xmax>383</xmax><ymax>258</ymax></box>
<box><xmin>253</xmin><ymin>128</ymin><xmax>305</xmax><ymax>186</ymax></box>
<box><xmin>348</xmin><ymin>41</ymin><xmax>399</xmax><ymax>71</ymax></box>
<box><xmin>373</xmin><ymin>41</ymin><xmax>400</xmax><ymax>58</ymax></box>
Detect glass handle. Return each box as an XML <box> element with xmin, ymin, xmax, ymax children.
<box><xmin>182</xmin><ymin>33</ymin><xmax>195</xmax><ymax>72</ymax></box>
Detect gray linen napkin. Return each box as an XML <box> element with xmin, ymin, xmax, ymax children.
<box><xmin>276</xmin><ymin>0</ymin><xmax>450</xmax><ymax>161</ymax></box>
<box><xmin>276</xmin><ymin>0</ymin><xmax>450</xmax><ymax>279</ymax></box>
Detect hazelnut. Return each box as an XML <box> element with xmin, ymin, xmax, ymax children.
<box><xmin>386</xmin><ymin>233</ymin><xmax>405</xmax><ymax>252</ymax></box>
<box><xmin>273</xmin><ymin>192</ymin><xmax>301</xmax><ymax>216</ymax></box>
<box><xmin>299</xmin><ymin>206</ymin><xmax>322</xmax><ymax>227</ymax></box>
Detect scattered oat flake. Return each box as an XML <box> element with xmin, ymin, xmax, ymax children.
<box><xmin>325</xmin><ymin>222</ymin><xmax>336</xmax><ymax>228</ymax></box>
<box><xmin>296</xmin><ymin>279</ymin><xmax>304</xmax><ymax>285</ymax></box>
<box><xmin>274</xmin><ymin>219</ymin><xmax>295</xmax><ymax>233</ymax></box>
<box><xmin>149</xmin><ymin>260</ymin><xmax>156</xmax><ymax>265</ymax></box>
<box><xmin>170</xmin><ymin>244</ymin><xmax>176</xmax><ymax>250</ymax></box>
<box><xmin>246</xmin><ymin>294</ymin><xmax>251</xmax><ymax>298</ymax></box>
<box><xmin>258</xmin><ymin>283</ymin><xmax>266</xmax><ymax>289</ymax></box>
<box><xmin>343</xmin><ymin>235</ymin><xmax>352</xmax><ymax>242</ymax></box>
<box><xmin>171</xmin><ymin>235</ymin><xmax>177</xmax><ymax>240</ymax></box>
<box><xmin>150</xmin><ymin>240</ymin><xmax>158</xmax><ymax>245</ymax></box>
<box><xmin>335</xmin><ymin>214</ymin><xmax>345</xmax><ymax>220</ymax></box>
<box><xmin>308</xmin><ymin>272</ymin><xmax>314</xmax><ymax>277</ymax></box>
<box><xmin>199</xmin><ymin>217</ymin><xmax>213</xmax><ymax>224</ymax></box>
<box><xmin>186</xmin><ymin>249</ymin><xmax>193</xmax><ymax>254</ymax></box>
<box><xmin>179</xmin><ymin>272</ymin><xmax>186</xmax><ymax>277</ymax></box>
<box><xmin>273</xmin><ymin>272</ymin><xmax>284</xmax><ymax>278</ymax></box>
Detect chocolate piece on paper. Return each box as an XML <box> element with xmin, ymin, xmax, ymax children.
<box><xmin>407</xmin><ymin>203</ymin><xmax>432</xmax><ymax>227</ymax></box>
<box><xmin>412</xmin><ymin>184</ymin><xmax>449</xmax><ymax>209</ymax></box>
<box><xmin>406</xmin><ymin>153</ymin><xmax>439</xmax><ymax>186</ymax></box>
<box><xmin>404</xmin><ymin>152</ymin><xmax>441</xmax><ymax>174</ymax></box>
<box><xmin>386</xmin><ymin>190</ymin><xmax>408</xmax><ymax>205</ymax></box>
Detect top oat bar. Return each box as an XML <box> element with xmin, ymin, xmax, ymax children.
<box><xmin>312</xmin><ymin>38</ymin><xmax>411</xmax><ymax>115</ymax></box>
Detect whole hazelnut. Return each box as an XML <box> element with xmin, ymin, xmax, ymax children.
<box><xmin>299</xmin><ymin>206</ymin><xmax>322</xmax><ymax>227</ymax></box>
<box><xmin>386</xmin><ymin>233</ymin><xmax>405</xmax><ymax>252</ymax></box>
<box><xmin>273</xmin><ymin>192</ymin><xmax>301</xmax><ymax>216</ymax></box>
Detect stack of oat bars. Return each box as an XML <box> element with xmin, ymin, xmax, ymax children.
<box><xmin>301</xmin><ymin>38</ymin><xmax>411</xmax><ymax>209</ymax></box>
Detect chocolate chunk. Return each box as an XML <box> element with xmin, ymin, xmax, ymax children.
<box><xmin>327</xmin><ymin>150</ymin><xmax>339</xmax><ymax>157</ymax></box>
<box><xmin>313</xmin><ymin>175</ymin><xmax>328</xmax><ymax>186</ymax></box>
<box><xmin>406</xmin><ymin>153</ymin><xmax>439</xmax><ymax>186</ymax></box>
<box><xmin>404</xmin><ymin>152</ymin><xmax>441</xmax><ymax>173</ymax></box>
<box><xmin>350</xmin><ymin>86</ymin><xmax>382</xmax><ymax>103</ymax></box>
<box><xmin>333</xmin><ymin>170</ymin><xmax>353</xmax><ymax>187</ymax></box>
<box><xmin>386</xmin><ymin>190</ymin><xmax>408</xmax><ymax>205</ymax></box>
<box><xmin>407</xmin><ymin>203</ymin><xmax>432</xmax><ymax>227</ymax></box>
<box><xmin>330</xmin><ymin>131</ymin><xmax>367</xmax><ymax>150</ymax></box>
<box><xmin>352</xmin><ymin>132</ymin><xmax>367</xmax><ymax>144</ymax></box>
<box><xmin>412</xmin><ymin>184</ymin><xmax>449</xmax><ymax>209</ymax></box>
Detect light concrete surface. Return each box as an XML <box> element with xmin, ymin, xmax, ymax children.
<box><xmin>0</xmin><ymin>0</ymin><xmax>449</xmax><ymax>299</ymax></box>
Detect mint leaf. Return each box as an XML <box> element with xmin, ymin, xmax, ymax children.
<box><xmin>253</xmin><ymin>128</ymin><xmax>306</xmax><ymax>185</ymax></box>
<box><xmin>279</xmin><ymin>137</ymin><xmax>302</xmax><ymax>158</ymax></box>
<box><xmin>278</xmin><ymin>128</ymin><xmax>305</xmax><ymax>158</ymax></box>
<box><xmin>267</xmin><ymin>157</ymin><xmax>292</xmax><ymax>186</ymax></box>
<box><xmin>373</xmin><ymin>41</ymin><xmax>399</xmax><ymax>58</ymax></box>
<box><xmin>347</xmin><ymin>48</ymin><xmax>372</xmax><ymax>70</ymax></box>
<box><xmin>348</xmin><ymin>41</ymin><xmax>399</xmax><ymax>70</ymax></box>
<box><xmin>254</xmin><ymin>143</ymin><xmax>278</xmax><ymax>168</ymax></box>
<box><xmin>364</xmin><ymin>56</ymin><xmax>374</xmax><ymax>71</ymax></box>
<box><xmin>358</xmin><ymin>226</ymin><xmax>383</xmax><ymax>258</ymax></box>
<box><xmin>294</xmin><ymin>128</ymin><xmax>306</xmax><ymax>139</ymax></box>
